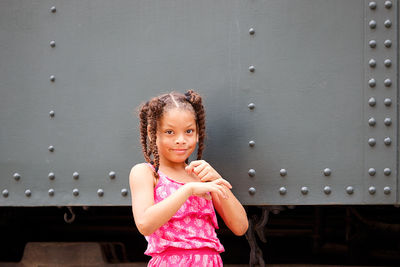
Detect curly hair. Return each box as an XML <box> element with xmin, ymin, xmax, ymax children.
<box><xmin>138</xmin><ymin>90</ymin><xmax>206</xmax><ymax>179</ymax></box>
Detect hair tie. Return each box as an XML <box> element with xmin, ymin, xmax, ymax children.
<box><xmin>184</xmin><ymin>92</ymin><xmax>191</xmax><ymax>102</ymax></box>
<box><xmin>155</xmin><ymin>166</ymin><xmax>159</xmax><ymax>173</ymax></box>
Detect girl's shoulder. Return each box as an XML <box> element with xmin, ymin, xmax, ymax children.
<box><xmin>129</xmin><ymin>162</ymin><xmax>157</xmax><ymax>187</ymax></box>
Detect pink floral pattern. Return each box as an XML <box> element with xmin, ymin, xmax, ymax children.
<box><xmin>144</xmin><ymin>165</ymin><xmax>224</xmax><ymax>266</ymax></box>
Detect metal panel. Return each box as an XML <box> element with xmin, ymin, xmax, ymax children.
<box><xmin>0</xmin><ymin>0</ymin><xmax>398</xmax><ymax>206</ymax></box>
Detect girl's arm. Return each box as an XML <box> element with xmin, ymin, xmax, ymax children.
<box><xmin>185</xmin><ymin>160</ymin><xmax>249</xmax><ymax>236</ymax></box>
<box><xmin>129</xmin><ymin>163</ymin><xmax>230</xmax><ymax>236</ymax></box>
<box><xmin>211</xmin><ymin>188</ymin><xmax>249</xmax><ymax>236</ymax></box>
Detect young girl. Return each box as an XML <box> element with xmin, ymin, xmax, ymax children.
<box><xmin>129</xmin><ymin>90</ymin><xmax>248</xmax><ymax>266</ymax></box>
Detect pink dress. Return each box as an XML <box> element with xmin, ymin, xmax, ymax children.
<box><xmin>144</xmin><ymin>165</ymin><xmax>224</xmax><ymax>266</ymax></box>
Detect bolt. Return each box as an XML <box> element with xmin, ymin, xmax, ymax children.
<box><xmin>368</xmin><ymin>78</ymin><xmax>376</xmax><ymax>87</ymax></box>
<box><xmin>97</xmin><ymin>189</ymin><xmax>104</xmax><ymax>197</ymax></box>
<box><xmin>368</xmin><ymin>186</ymin><xmax>376</xmax><ymax>194</ymax></box>
<box><xmin>248</xmin><ymin>169</ymin><xmax>256</xmax><ymax>177</ymax></box>
<box><xmin>109</xmin><ymin>171</ymin><xmax>116</xmax><ymax>179</ymax></box>
<box><xmin>383</xmin><ymin>168</ymin><xmax>391</xmax><ymax>176</ymax></box>
<box><xmin>368</xmin><ymin>168</ymin><xmax>376</xmax><ymax>176</ymax></box>
<box><xmin>249</xmin><ymin>28</ymin><xmax>255</xmax><ymax>35</ymax></box>
<box><xmin>13</xmin><ymin>173</ymin><xmax>21</xmax><ymax>181</ymax></box>
<box><xmin>249</xmin><ymin>140</ymin><xmax>255</xmax><ymax>147</ymax></box>
<box><xmin>73</xmin><ymin>172</ymin><xmax>79</xmax><ymax>180</ymax></box>
<box><xmin>249</xmin><ymin>187</ymin><xmax>256</xmax><ymax>195</ymax></box>
<box><xmin>384</xmin><ymin>118</ymin><xmax>392</xmax><ymax>126</ymax></box>
<box><xmin>384</xmin><ymin>40</ymin><xmax>392</xmax><ymax>48</ymax></box>
<box><xmin>301</xmin><ymin>187</ymin><xmax>309</xmax><ymax>195</ymax></box>
<box><xmin>280</xmin><ymin>169</ymin><xmax>287</xmax><ymax>177</ymax></box>
<box><xmin>368</xmin><ymin>117</ymin><xmax>376</xmax><ymax>126</ymax></box>
<box><xmin>368</xmin><ymin>138</ymin><xmax>376</xmax><ymax>147</ymax></box>
<box><xmin>73</xmin><ymin>188</ymin><xmax>79</xmax><ymax>196</ymax></box>
<box><xmin>369</xmin><ymin>20</ymin><xmax>377</xmax><ymax>29</ymax></box>
<box><xmin>48</xmin><ymin>172</ymin><xmax>55</xmax><ymax>180</ymax></box>
<box><xmin>368</xmin><ymin>97</ymin><xmax>376</xmax><ymax>106</ymax></box>
<box><xmin>323</xmin><ymin>168</ymin><xmax>331</xmax><ymax>176</ymax></box>
<box><xmin>384</xmin><ymin>137</ymin><xmax>391</xmax><ymax>146</ymax></box>
<box><xmin>121</xmin><ymin>188</ymin><xmax>128</xmax><ymax>196</ymax></box>
<box><xmin>48</xmin><ymin>188</ymin><xmax>55</xmax><ymax>196</ymax></box>
<box><xmin>279</xmin><ymin>187</ymin><xmax>287</xmax><ymax>195</ymax></box>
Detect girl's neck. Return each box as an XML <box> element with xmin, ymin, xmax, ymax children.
<box><xmin>159</xmin><ymin>158</ymin><xmax>186</xmax><ymax>170</ymax></box>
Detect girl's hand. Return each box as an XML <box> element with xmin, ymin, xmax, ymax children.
<box><xmin>185</xmin><ymin>160</ymin><xmax>224</xmax><ymax>182</ymax></box>
<box><xmin>187</xmin><ymin>178</ymin><xmax>232</xmax><ymax>200</ymax></box>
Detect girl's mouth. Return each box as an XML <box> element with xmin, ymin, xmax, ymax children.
<box><xmin>171</xmin><ymin>149</ymin><xmax>187</xmax><ymax>154</ymax></box>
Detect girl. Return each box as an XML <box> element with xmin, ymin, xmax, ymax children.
<box><xmin>129</xmin><ymin>90</ymin><xmax>248</xmax><ymax>266</ymax></box>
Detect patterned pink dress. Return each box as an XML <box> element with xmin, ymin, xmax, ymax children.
<box><xmin>144</xmin><ymin>165</ymin><xmax>224</xmax><ymax>266</ymax></box>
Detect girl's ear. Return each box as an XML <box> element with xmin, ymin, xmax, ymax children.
<box><xmin>147</xmin><ymin>125</ymin><xmax>152</xmax><ymax>141</ymax></box>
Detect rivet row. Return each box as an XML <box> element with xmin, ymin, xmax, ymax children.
<box><xmin>1</xmin><ymin>188</ymin><xmax>129</xmax><ymax>197</ymax></box>
<box><xmin>11</xmin><ymin>172</ymin><xmax>118</xmax><ymax>180</ymax></box>
<box><xmin>247</xmin><ymin>186</ymin><xmax>393</xmax><ymax>195</ymax></box>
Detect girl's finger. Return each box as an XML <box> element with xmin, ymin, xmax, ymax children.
<box><xmin>200</xmin><ymin>173</ymin><xmax>213</xmax><ymax>182</ymax></box>
<box><xmin>217</xmin><ymin>178</ymin><xmax>232</xmax><ymax>189</ymax></box>
<box><xmin>195</xmin><ymin>164</ymin><xmax>211</xmax><ymax>178</ymax></box>
<box><xmin>185</xmin><ymin>160</ymin><xmax>203</xmax><ymax>174</ymax></box>
<box><xmin>194</xmin><ymin>163</ymin><xmax>208</xmax><ymax>176</ymax></box>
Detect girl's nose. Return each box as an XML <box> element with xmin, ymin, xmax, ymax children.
<box><xmin>175</xmin><ymin>135</ymin><xmax>186</xmax><ymax>144</ymax></box>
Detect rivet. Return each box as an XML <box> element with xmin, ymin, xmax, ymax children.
<box><xmin>384</xmin><ymin>19</ymin><xmax>392</xmax><ymax>28</ymax></box>
<box><xmin>368</xmin><ymin>59</ymin><xmax>376</xmax><ymax>67</ymax></box>
<box><xmin>384</xmin><ymin>98</ymin><xmax>392</xmax><ymax>106</ymax></box>
<box><xmin>109</xmin><ymin>171</ymin><xmax>116</xmax><ymax>179</ymax></box>
<box><xmin>369</xmin><ymin>20</ymin><xmax>377</xmax><ymax>29</ymax></box>
<box><xmin>13</xmin><ymin>173</ymin><xmax>21</xmax><ymax>181</ymax></box>
<box><xmin>248</xmin><ymin>187</ymin><xmax>256</xmax><ymax>195</ymax></box>
<box><xmin>50</xmin><ymin>40</ymin><xmax>56</xmax><ymax>47</ymax></box>
<box><xmin>384</xmin><ymin>1</ymin><xmax>392</xmax><ymax>8</ymax></box>
<box><xmin>368</xmin><ymin>97</ymin><xmax>376</xmax><ymax>106</ymax></box>
<box><xmin>384</xmin><ymin>117</ymin><xmax>392</xmax><ymax>126</ymax></box>
<box><xmin>248</xmin><ymin>103</ymin><xmax>255</xmax><ymax>110</ymax></box>
<box><xmin>323</xmin><ymin>186</ymin><xmax>331</xmax><ymax>195</ymax></box>
<box><xmin>50</xmin><ymin>6</ymin><xmax>56</xmax><ymax>13</ymax></box>
<box><xmin>48</xmin><ymin>188</ymin><xmax>55</xmax><ymax>196</ymax></box>
<box><xmin>249</xmin><ymin>65</ymin><xmax>255</xmax><ymax>72</ymax></box>
<box><xmin>369</xmin><ymin>1</ymin><xmax>377</xmax><ymax>9</ymax></box>
<box><xmin>249</xmin><ymin>140</ymin><xmax>255</xmax><ymax>147</ymax></box>
<box><xmin>383</xmin><ymin>168</ymin><xmax>391</xmax><ymax>176</ymax></box>
<box><xmin>248</xmin><ymin>169</ymin><xmax>256</xmax><ymax>177</ymax></box>
<box><xmin>50</xmin><ymin>75</ymin><xmax>55</xmax><ymax>82</ymax></box>
<box><xmin>279</xmin><ymin>187</ymin><xmax>287</xmax><ymax>195</ymax></box>
<box><xmin>249</xmin><ymin>28</ymin><xmax>255</xmax><ymax>35</ymax></box>
<box><xmin>368</xmin><ymin>78</ymin><xmax>376</xmax><ymax>87</ymax></box>
<box><xmin>121</xmin><ymin>188</ymin><xmax>128</xmax><ymax>196</ymax></box>
<box><xmin>384</xmin><ymin>39</ymin><xmax>392</xmax><ymax>48</ymax></box>
<box><xmin>48</xmin><ymin>145</ymin><xmax>54</xmax><ymax>152</ymax></box>
<box><xmin>301</xmin><ymin>186</ymin><xmax>309</xmax><ymax>195</ymax></box>
<box><xmin>73</xmin><ymin>172</ymin><xmax>79</xmax><ymax>180</ymax></box>
<box><xmin>384</xmin><ymin>137</ymin><xmax>391</xmax><ymax>146</ymax></box>
<box><xmin>384</xmin><ymin>78</ymin><xmax>392</xmax><ymax>87</ymax></box>
<box><xmin>383</xmin><ymin>186</ymin><xmax>391</xmax><ymax>195</ymax></box>
<box><xmin>280</xmin><ymin>169</ymin><xmax>287</xmax><ymax>177</ymax></box>
<box><xmin>25</xmin><ymin>189</ymin><xmax>31</xmax><ymax>197</ymax></box>
<box><xmin>49</xmin><ymin>110</ymin><xmax>55</xmax><ymax>117</ymax></box>
<box><xmin>384</xmin><ymin>59</ymin><xmax>392</xmax><ymax>67</ymax></box>
<box><xmin>368</xmin><ymin>117</ymin><xmax>376</xmax><ymax>126</ymax></box>
<box><xmin>368</xmin><ymin>186</ymin><xmax>376</xmax><ymax>194</ymax></box>
<box><xmin>2</xmin><ymin>189</ymin><xmax>9</xmax><ymax>197</ymax></box>
<box><xmin>368</xmin><ymin>168</ymin><xmax>376</xmax><ymax>176</ymax></box>
<box><xmin>97</xmin><ymin>189</ymin><xmax>104</xmax><ymax>197</ymax></box>
<box><xmin>323</xmin><ymin>168</ymin><xmax>331</xmax><ymax>176</ymax></box>
<box><xmin>368</xmin><ymin>138</ymin><xmax>376</xmax><ymax>146</ymax></box>
<box><xmin>346</xmin><ymin>186</ymin><xmax>354</xmax><ymax>195</ymax></box>
<box><xmin>73</xmin><ymin>188</ymin><xmax>79</xmax><ymax>196</ymax></box>
<box><xmin>48</xmin><ymin>172</ymin><xmax>55</xmax><ymax>180</ymax></box>
<box><xmin>369</xmin><ymin>40</ymin><xmax>377</xmax><ymax>48</ymax></box>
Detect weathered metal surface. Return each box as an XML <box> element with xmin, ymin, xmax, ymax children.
<box><xmin>0</xmin><ymin>0</ymin><xmax>398</xmax><ymax>206</ymax></box>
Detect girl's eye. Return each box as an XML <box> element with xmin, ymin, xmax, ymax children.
<box><xmin>186</xmin><ymin>129</ymin><xmax>194</xmax><ymax>134</ymax></box>
<box><xmin>165</xmin><ymin>130</ymin><xmax>173</xmax><ymax>134</ymax></box>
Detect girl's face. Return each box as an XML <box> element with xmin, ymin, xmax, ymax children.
<box><xmin>155</xmin><ymin>108</ymin><xmax>199</xmax><ymax>166</ymax></box>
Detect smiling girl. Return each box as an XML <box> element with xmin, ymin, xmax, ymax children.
<box><xmin>129</xmin><ymin>90</ymin><xmax>248</xmax><ymax>266</ymax></box>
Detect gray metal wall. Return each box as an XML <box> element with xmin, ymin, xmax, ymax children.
<box><xmin>0</xmin><ymin>0</ymin><xmax>398</xmax><ymax>206</ymax></box>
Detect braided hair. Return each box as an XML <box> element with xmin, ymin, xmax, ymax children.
<box><xmin>138</xmin><ymin>90</ymin><xmax>206</xmax><ymax>179</ymax></box>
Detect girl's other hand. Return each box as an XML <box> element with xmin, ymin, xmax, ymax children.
<box><xmin>187</xmin><ymin>178</ymin><xmax>232</xmax><ymax>200</ymax></box>
<box><xmin>185</xmin><ymin>160</ymin><xmax>229</xmax><ymax>183</ymax></box>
